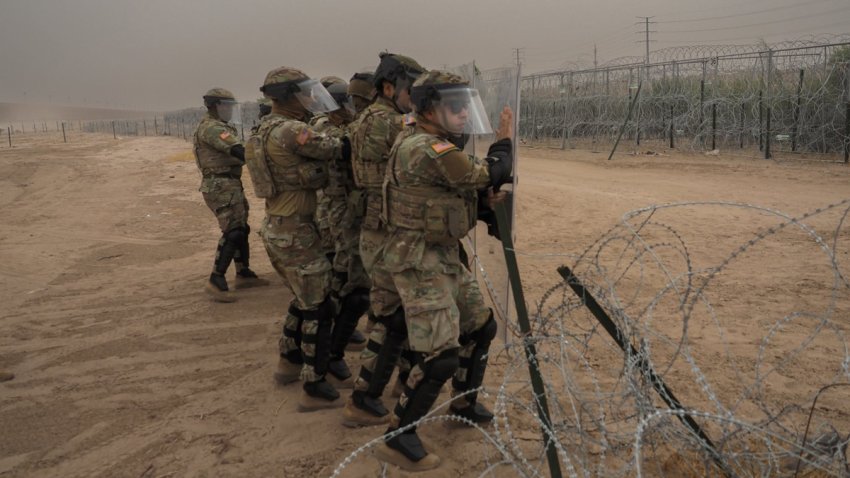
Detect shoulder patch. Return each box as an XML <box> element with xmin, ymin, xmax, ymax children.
<box><xmin>402</xmin><ymin>113</ymin><xmax>416</xmax><ymax>126</ymax></box>
<box><xmin>431</xmin><ymin>142</ymin><xmax>456</xmax><ymax>155</ymax></box>
<box><xmin>296</xmin><ymin>127</ymin><xmax>312</xmax><ymax>146</ymax></box>
<box><xmin>219</xmin><ymin>131</ymin><xmax>231</xmax><ymax>140</ymax></box>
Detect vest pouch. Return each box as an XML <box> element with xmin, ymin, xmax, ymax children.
<box><xmin>296</xmin><ymin>161</ymin><xmax>328</xmax><ymax>190</ymax></box>
<box><xmin>362</xmin><ymin>192</ymin><xmax>383</xmax><ymax>230</ymax></box>
<box><xmin>245</xmin><ymin>135</ymin><xmax>277</xmax><ymax>198</ymax></box>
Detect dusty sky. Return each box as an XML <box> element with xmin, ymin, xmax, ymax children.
<box><xmin>1</xmin><ymin>0</ymin><xmax>848</xmax><ymax>112</ymax></box>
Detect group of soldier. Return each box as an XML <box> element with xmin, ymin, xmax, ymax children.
<box><xmin>192</xmin><ymin>52</ymin><xmax>514</xmax><ymax>471</ymax></box>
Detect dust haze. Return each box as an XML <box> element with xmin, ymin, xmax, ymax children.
<box><xmin>1</xmin><ymin>0</ymin><xmax>848</xmax><ymax>112</ymax></box>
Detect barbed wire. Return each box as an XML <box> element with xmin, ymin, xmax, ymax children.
<box><xmin>332</xmin><ymin>198</ymin><xmax>850</xmax><ymax>476</ymax></box>
<box><xmin>522</xmin><ymin>36</ymin><xmax>850</xmax><ymax>160</ymax></box>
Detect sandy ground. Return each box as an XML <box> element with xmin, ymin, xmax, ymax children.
<box><xmin>1</xmin><ymin>132</ymin><xmax>849</xmax><ymax>477</ymax></box>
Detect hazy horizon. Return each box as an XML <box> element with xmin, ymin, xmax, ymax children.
<box><xmin>1</xmin><ymin>0</ymin><xmax>848</xmax><ymax>112</ymax></box>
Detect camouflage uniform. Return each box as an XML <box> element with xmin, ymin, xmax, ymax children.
<box><xmin>195</xmin><ymin>112</ymin><xmax>247</xmax><ymax>234</ymax></box>
<box><xmin>371</xmin><ymin>70</ymin><xmax>511</xmax><ymax>470</ymax></box>
<box><xmin>246</xmin><ymin>67</ymin><xmax>347</xmax><ymax>410</ymax></box>
<box><xmin>344</xmin><ymin>53</ymin><xmax>425</xmax><ymax>426</ymax></box>
<box><xmin>194</xmin><ymin>87</ymin><xmax>265</xmax><ymax>302</ymax></box>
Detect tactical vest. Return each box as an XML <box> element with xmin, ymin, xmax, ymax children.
<box><xmin>382</xmin><ymin>136</ymin><xmax>476</xmax><ymax>245</ymax></box>
<box><xmin>245</xmin><ymin>115</ymin><xmax>328</xmax><ymax>199</ymax></box>
<box><xmin>311</xmin><ymin>116</ymin><xmax>352</xmax><ymax>199</ymax></box>
<box><xmin>193</xmin><ymin>120</ymin><xmax>242</xmax><ymax>177</ymax></box>
<box><xmin>351</xmin><ymin>104</ymin><xmax>412</xmax><ymax>230</ymax></box>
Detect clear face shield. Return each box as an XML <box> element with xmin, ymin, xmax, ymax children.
<box><xmin>216</xmin><ymin>100</ymin><xmax>241</xmax><ymax>124</ymax></box>
<box><xmin>294</xmin><ymin>79</ymin><xmax>340</xmax><ymax>114</ymax></box>
<box><xmin>431</xmin><ymin>87</ymin><xmax>493</xmax><ymax>135</ymax></box>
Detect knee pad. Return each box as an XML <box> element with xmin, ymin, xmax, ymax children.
<box><xmin>460</xmin><ymin>310</ymin><xmax>497</xmax><ymax>346</ymax></box>
<box><xmin>383</xmin><ymin>308</ymin><xmax>407</xmax><ymax>339</ymax></box>
<box><xmin>225</xmin><ymin>227</ymin><xmax>247</xmax><ymax>245</ymax></box>
<box><xmin>343</xmin><ymin>287</ymin><xmax>370</xmax><ymax>313</ymax></box>
<box><xmin>421</xmin><ymin>348</ymin><xmax>459</xmax><ymax>382</ymax></box>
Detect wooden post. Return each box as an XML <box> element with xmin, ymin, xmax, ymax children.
<box><xmin>112</xmin><ymin>121</ymin><xmax>116</xmax><ymax>139</ymax></box>
<box><xmin>143</xmin><ymin>120</ymin><xmax>147</xmax><ymax>136</ymax></box>
<box><xmin>154</xmin><ymin>117</ymin><xmax>158</xmax><ymax>135</ymax></box>
<box><xmin>62</xmin><ymin>122</ymin><xmax>67</xmax><ymax>143</ymax></box>
<box><xmin>7</xmin><ymin>126</ymin><xmax>11</xmax><ymax>147</ymax></box>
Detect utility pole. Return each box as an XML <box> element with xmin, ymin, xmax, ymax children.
<box><xmin>594</xmin><ymin>44</ymin><xmax>598</xmax><ymax>69</ymax></box>
<box><xmin>513</xmin><ymin>47</ymin><xmax>524</xmax><ymax>68</ymax></box>
<box><xmin>636</xmin><ymin>16</ymin><xmax>656</xmax><ymax>80</ymax></box>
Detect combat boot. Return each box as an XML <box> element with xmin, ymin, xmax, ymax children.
<box><xmin>450</xmin><ymin>396</ymin><xmax>494</xmax><ymax>423</ymax></box>
<box><xmin>327</xmin><ymin>359</ymin><xmax>354</xmax><ymax>389</ymax></box>
<box><xmin>274</xmin><ymin>351</ymin><xmax>302</xmax><ymax>385</ymax></box>
<box><xmin>375</xmin><ymin>431</ymin><xmax>441</xmax><ymax>472</ymax></box>
<box><xmin>234</xmin><ymin>268</ymin><xmax>270</xmax><ymax>289</ymax></box>
<box><xmin>205</xmin><ymin>273</ymin><xmax>236</xmax><ymax>303</ymax></box>
<box><xmin>342</xmin><ymin>392</ymin><xmax>390</xmax><ymax>428</ymax></box>
<box><xmin>298</xmin><ymin>379</ymin><xmax>343</xmax><ymax>412</ymax></box>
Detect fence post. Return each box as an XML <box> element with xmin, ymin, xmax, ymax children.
<box><xmin>669</xmin><ymin>104</ymin><xmax>675</xmax><ymax>149</ymax></box>
<box><xmin>144</xmin><ymin>120</ymin><xmax>147</xmax><ymax>136</ymax></box>
<box><xmin>62</xmin><ymin>122</ymin><xmax>67</xmax><ymax>143</ymax></box>
<box><xmin>844</xmin><ymin>101</ymin><xmax>850</xmax><ymax>164</ymax></box>
<box><xmin>765</xmin><ymin>49</ymin><xmax>773</xmax><ymax>159</ymax></box>
<box><xmin>560</xmin><ymin>74</ymin><xmax>569</xmax><ymax>149</ymax></box>
<box><xmin>792</xmin><ymin>69</ymin><xmax>804</xmax><ymax>152</ymax></box>
<box><xmin>154</xmin><ymin>117</ymin><xmax>158</xmax><ymax>135</ymax></box>
<box><xmin>711</xmin><ymin>103</ymin><xmax>717</xmax><ymax>151</ymax></box>
<box><xmin>740</xmin><ymin>102</ymin><xmax>745</xmax><ymax>149</ymax></box>
<box><xmin>7</xmin><ymin>126</ymin><xmax>11</xmax><ymax>148</ymax></box>
<box><xmin>112</xmin><ymin>121</ymin><xmax>116</xmax><ymax>139</ymax></box>
<box><xmin>758</xmin><ymin>90</ymin><xmax>763</xmax><ymax>151</ymax></box>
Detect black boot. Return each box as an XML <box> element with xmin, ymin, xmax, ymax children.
<box><xmin>206</xmin><ymin>272</ymin><xmax>235</xmax><ymax>303</ymax></box>
<box><xmin>328</xmin><ymin>288</ymin><xmax>370</xmax><ymax>381</ymax></box>
<box><xmin>375</xmin><ymin>350</ymin><xmax>459</xmax><ymax>471</ymax></box>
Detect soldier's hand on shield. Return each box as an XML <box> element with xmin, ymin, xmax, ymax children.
<box><xmin>496</xmin><ymin>106</ymin><xmax>514</xmax><ymax>141</ymax></box>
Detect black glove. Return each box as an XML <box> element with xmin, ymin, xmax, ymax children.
<box><xmin>477</xmin><ymin>190</ymin><xmax>513</xmax><ymax>240</ymax></box>
<box><xmin>341</xmin><ymin>137</ymin><xmax>352</xmax><ymax>163</ymax></box>
<box><xmin>485</xmin><ymin>138</ymin><xmax>513</xmax><ymax>189</ymax></box>
<box><xmin>230</xmin><ymin>144</ymin><xmax>246</xmax><ymax>163</ymax></box>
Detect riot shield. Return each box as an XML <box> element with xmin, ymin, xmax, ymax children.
<box><xmin>450</xmin><ymin>62</ymin><xmax>521</xmax><ymax>347</ymax></box>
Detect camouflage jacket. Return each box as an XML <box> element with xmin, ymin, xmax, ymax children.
<box><xmin>379</xmin><ymin>126</ymin><xmax>491</xmax><ymax>273</ymax></box>
<box><xmin>193</xmin><ymin>113</ymin><xmax>242</xmax><ymax>177</ymax></box>
<box><xmin>260</xmin><ymin>112</ymin><xmax>342</xmax><ymax>217</ymax></box>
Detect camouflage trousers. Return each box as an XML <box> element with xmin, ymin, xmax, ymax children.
<box><xmin>200</xmin><ymin>176</ymin><xmax>249</xmax><ymax>233</ymax></box>
<box><xmin>370</xmin><ymin>247</ymin><xmax>491</xmax><ymax>394</ymax></box>
<box><xmin>328</xmin><ymin>193</ymin><xmax>370</xmax><ymax>297</ymax></box>
<box><xmin>260</xmin><ymin>214</ymin><xmax>333</xmax><ymax>382</ymax></box>
<box><xmin>351</xmin><ymin>227</ymin><xmax>413</xmax><ymax>393</ymax></box>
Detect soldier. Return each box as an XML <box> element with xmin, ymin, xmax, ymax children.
<box><xmin>370</xmin><ymin>71</ymin><xmax>514</xmax><ymax>470</ymax></box>
<box><xmin>194</xmin><ymin>88</ymin><xmax>268</xmax><ymax>303</ymax></box>
<box><xmin>245</xmin><ymin>67</ymin><xmax>348</xmax><ymax>411</ymax></box>
<box><xmin>309</xmin><ymin>76</ymin><xmax>368</xmax><ymax>384</ymax></box>
<box><xmin>348</xmin><ymin>71</ymin><xmax>376</xmax><ymax>114</ymax></box>
<box><xmin>343</xmin><ymin>53</ymin><xmax>426</xmax><ymax>427</ymax></box>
